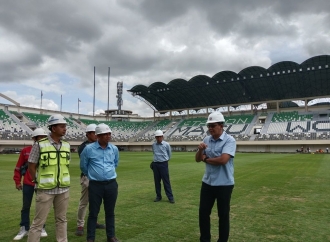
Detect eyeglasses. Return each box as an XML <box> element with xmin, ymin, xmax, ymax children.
<box><xmin>207</xmin><ymin>124</ymin><xmax>218</xmax><ymax>128</ymax></box>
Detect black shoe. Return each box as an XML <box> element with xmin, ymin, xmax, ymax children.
<box><xmin>169</xmin><ymin>199</ymin><xmax>175</xmax><ymax>203</ymax></box>
<box><xmin>107</xmin><ymin>237</ymin><xmax>120</xmax><ymax>242</ymax></box>
<box><xmin>96</xmin><ymin>223</ymin><xmax>106</xmax><ymax>229</ymax></box>
<box><xmin>154</xmin><ymin>197</ymin><xmax>162</xmax><ymax>202</ymax></box>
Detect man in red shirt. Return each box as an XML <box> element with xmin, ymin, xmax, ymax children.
<box><xmin>13</xmin><ymin>128</ymin><xmax>48</xmax><ymax>240</ymax></box>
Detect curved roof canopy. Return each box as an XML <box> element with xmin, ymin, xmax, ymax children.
<box><xmin>128</xmin><ymin>55</ymin><xmax>330</xmax><ymax>112</ymax></box>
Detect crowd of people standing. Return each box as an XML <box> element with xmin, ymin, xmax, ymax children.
<box><xmin>12</xmin><ymin>111</ymin><xmax>236</xmax><ymax>242</ymax></box>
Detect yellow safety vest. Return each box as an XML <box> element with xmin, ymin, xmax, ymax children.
<box><xmin>36</xmin><ymin>138</ymin><xmax>71</xmax><ymax>189</ymax></box>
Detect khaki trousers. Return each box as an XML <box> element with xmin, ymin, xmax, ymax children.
<box><xmin>27</xmin><ymin>190</ymin><xmax>69</xmax><ymax>242</ymax></box>
<box><xmin>77</xmin><ymin>175</ymin><xmax>89</xmax><ymax>227</ymax></box>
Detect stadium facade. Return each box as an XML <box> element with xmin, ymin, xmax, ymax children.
<box><xmin>1</xmin><ymin>55</ymin><xmax>330</xmax><ymax>153</ymax></box>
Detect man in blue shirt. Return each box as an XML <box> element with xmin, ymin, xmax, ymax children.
<box><xmin>151</xmin><ymin>130</ymin><xmax>174</xmax><ymax>203</ymax></box>
<box><xmin>195</xmin><ymin>112</ymin><xmax>236</xmax><ymax>242</ymax></box>
<box><xmin>80</xmin><ymin>123</ymin><xmax>120</xmax><ymax>242</ymax></box>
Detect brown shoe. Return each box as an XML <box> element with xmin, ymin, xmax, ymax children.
<box><xmin>75</xmin><ymin>226</ymin><xmax>84</xmax><ymax>236</ymax></box>
<box><xmin>107</xmin><ymin>237</ymin><xmax>120</xmax><ymax>242</ymax></box>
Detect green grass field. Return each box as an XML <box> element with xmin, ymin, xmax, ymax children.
<box><xmin>1</xmin><ymin>152</ymin><xmax>330</xmax><ymax>241</ymax></box>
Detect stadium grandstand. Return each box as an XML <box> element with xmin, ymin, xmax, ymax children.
<box><xmin>1</xmin><ymin>54</ymin><xmax>330</xmax><ymax>153</ymax></box>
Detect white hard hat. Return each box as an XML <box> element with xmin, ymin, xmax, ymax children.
<box><xmin>206</xmin><ymin>112</ymin><xmax>225</xmax><ymax>124</ymax></box>
<box><xmin>85</xmin><ymin>124</ymin><xmax>97</xmax><ymax>133</ymax></box>
<box><xmin>154</xmin><ymin>130</ymin><xmax>164</xmax><ymax>136</ymax></box>
<box><xmin>32</xmin><ymin>128</ymin><xmax>47</xmax><ymax>137</ymax></box>
<box><xmin>47</xmin><ymin>114</ymin><xmax>67</xmax><ymax>126</ymax></box>
<box><xmin>95</xmin><ymin>123</ymin><xmax>112</xmax><ymax>135</ymax></box>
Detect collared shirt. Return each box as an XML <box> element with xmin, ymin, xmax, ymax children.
<box><xmin>152</xmin><ymin>140</ymin><xmax>171</xmax><ymax>162</ymax></box>
<box><xmin>28</xmin><ymin>135</ymin><xmax>69</xmax><ymax>194</ymax></box>
<box><xmin>80</xmin><ymin>141</ymin><xmax>119</xmax><ymax>181</ymax></box>
<box><xmin>202</xmin><ymin>132</ymin><xmax>236</xmax><ymax>186</ymax></box>
<box><xmin>78</xmin><ymin>140</ymin><xmax>91</xmax><ymax>157</ymax></box>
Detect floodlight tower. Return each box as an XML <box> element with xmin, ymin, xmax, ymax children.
<box><xmin>116</xmin><ymin>81</ymin><xmax>123</xmax><ymax>113</ymax></box>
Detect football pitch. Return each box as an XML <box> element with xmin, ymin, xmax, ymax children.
<box><xmin>1</xmin><ymin>152</ymin><xmax>329</xmax><ymax>241</ymax></box>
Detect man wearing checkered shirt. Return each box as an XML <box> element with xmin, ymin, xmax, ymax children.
<box><xmin>27</xmin><ymin>114</ymin><xmax>71</xmax><ymax>242</ymax></box>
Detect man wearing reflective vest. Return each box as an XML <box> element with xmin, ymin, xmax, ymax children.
<box><xmin>27</xmin><ymin>114</ymin><xmax>71</xmax><ymax>242</ymax></box>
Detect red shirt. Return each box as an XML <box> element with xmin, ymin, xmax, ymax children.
<box><xmin>13</xmin><ymin>146</ymin><xmax>35</xmax><ymax>187</ymax></box>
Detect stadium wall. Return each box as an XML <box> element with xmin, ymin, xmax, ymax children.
<box><xmin>1</xmin><ymin>139</ymin><xmax>329</xmax><ymax>153</ymax></box>
<box><xmin>1</xmin><ymin>102</ymin><xmax>330</xmax><ymax>153</ymax></box>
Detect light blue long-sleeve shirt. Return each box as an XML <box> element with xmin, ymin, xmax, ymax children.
<box><xmin>152</xmin><ymin>140</ymin><xmax>171</xmax><ymax>162</ymax></box>
<box><xmin>80</xmin><ymin>141</ymin><xmax>119</xmax><ymax>181</ymax></box>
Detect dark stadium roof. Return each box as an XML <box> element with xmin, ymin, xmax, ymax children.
<box><xmin>127</xmin><ymin>55</ymin><xmax>330</xmax><ymax>112</ymax></box>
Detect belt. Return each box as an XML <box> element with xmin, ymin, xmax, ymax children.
<box><xmin>89</xmin><ymin>179</ymin><xmax>116</xmax><ymax>184</ymax></box>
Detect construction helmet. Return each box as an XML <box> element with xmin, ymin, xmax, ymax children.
<box><xmin>154</xmin><ymin>130</ymin><xmax>164</xmax><ymax>136</ymax></box>
<box><xmin>32</xmin><ymin>128</ymin><xmax>47</xmax><ymax>137</ymax></box>
<box><xmin>47</xmin><ymin>114</ymin><xmax>67</xmax><ymax>126</ymax></box>
<box><xmin>95</xmin><ymin>123</ymin><xmax>112</xmax><ymax>135</ymax></box>
<box><xmin>85</xmin><ymin>124</ymin><xmax>97</xmax><ymax>133</ymax></box>
<box><xmin>206</xmin><ymin>112</ymin><xmax>225</xmax><ymax>124</ymax></box>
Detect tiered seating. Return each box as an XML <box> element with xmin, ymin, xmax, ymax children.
<box><xmin>168</xmin><ymin>134</ymin><xmax>206</xmax><ymax>142</ymax></box>
<box><xmin>143</xmin><ymin>120</ymin><xmax>172</xmax><ymax>136</ymax></box>
<box><xmin>255</xmin><ymin>133</ymin><xmax>309</xmax><ymax>141</ymax></box>
<box><xmin>171</xmin><ymin>118</ymin><xmax>207</xmax><ymax>139</ymax></box>
<box><xmin>312</xmin><ymin>120</ymin><xmax>330</xmax><ymax>131</ymax></box>
<box><xmin>178</xmin><ymin>117</ymin><xmax>206</xmax><ymax>128</ymax></box>
<box><xmin>170</xmin><ymin>114</ymin><xmax>255</xmax><ymax>137</ymax></box>
<box><xmin>169</xmin><ymin>117</ymin><xmax>207</xmax><ymax>140</ymax></box>
<box><xmin>3</xmin><ymin>108</ymin><xmax>330</xmax><ymax>142</ymax></box>
<box><xmin>267</xmin><ymin>118</ymin><xmax>330</xmax><ymax>136</ymax></box>
<box><xmin>267</xmin><ymin>123</ymin><xmax>288</xmax><ymax>133</ymax></box>
<box><xmin>134</xmin><ymin>120</ymin><xmax>173</xmax><ymax>142</ymax></box>
<box><xmin>79</xmin><ymin>118</ymin><xmax>100</xmax><ymax>126</ymax></box>
<box><xmin>23</xmin><ymin>112</ymin><xmax>49</xmax><ymax>127</ymax></box>
<box><xmin>226</xmin><ymin>124</ymin><xmax>248</xmax><ymax>133</ymax></box>
<box><xmin>0</xmin><ymin>109</ymin><xmax>26</xmax><ymax>137</ymax></box>
<box><xmin>266</xmin><ymin>112</ymin><xmax>314</xmax><ymax>136</ymax></box>
<box><xmin>0</xmin><ymin>131</ymin><xmax>30</xmax><ymax>140</ymax></box>
<box><xmin>226</xmin><ymin>114</ymin><xmax>254</xmax><ymax>124</ymax></box>
<box><xmin>23</xmin><ymin>112</ymin><xmax>85</xmax><ymax>140</ymax></box>
<box><xmin>231</xmin><ymin>134</ymin><xmax>250</xmax><ymax>141</ymax></box>
<box><xmin>272</xmin><ymin>111</ymin><xmax>313</xmax><ymax>122</ymax></box>
<box><xmin>64</xmin><ymin>118</ymin><xmax>85</xmax><ymax>140</ymax></box>
<box><xmin>104</xmin><ymin>121</ymin><xmax>152</xmax><ymax>142</ymax></box>
<box><xmin>317</xmin><ymin>132</ymin><xmax>330</xmax><ymax>139</ymax></box>
<box><xmin>222</xmin><ymin>114</ymin><xmax>254</xmax><ymax>136</ymax></box>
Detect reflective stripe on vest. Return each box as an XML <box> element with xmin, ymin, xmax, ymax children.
<box><xmin>37</xmin><ymin>139</ymin><xmax>71</xmax><ymax>189</ymax></box>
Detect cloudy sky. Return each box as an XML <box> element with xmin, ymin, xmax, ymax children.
<box><xmin>0</xmin><ymin>0</ymin><xmax>329</xmax><ymax>117</ymax></box>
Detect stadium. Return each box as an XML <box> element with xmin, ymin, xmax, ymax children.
<box><xmin>1</xmin><ymin>54</ymin><xmax>330</xmax><ymax>153</ymax></box>
<box><xmin>2</xmin><ymin>55</ymin><xmax>330</xmax><ymax>242</ymax></box>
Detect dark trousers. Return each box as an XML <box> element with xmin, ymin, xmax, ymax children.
<box><xmin>21</xmin><ymin>184</ymin><xmax>35</xmax><ymax>230</ymax></box>
<box><xmin>199</xmin><ymin>182</ymin><xmax>234</xmax><ymax>242</ymax></box>
<box><xmin>152</xmin><ymin>161</ymin><xmax>174</xmax><ymax>200</ymax></box>
<box><xmin>87</xmin><ymin>180</ymin><xmax>118</xmax><ymax>240</ymax></box>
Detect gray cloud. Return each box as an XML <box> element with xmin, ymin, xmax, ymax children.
<box><xmin>0</xmin><ymin>0</ymin><xmax>329</xmax><ymax>116</ymax></box>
